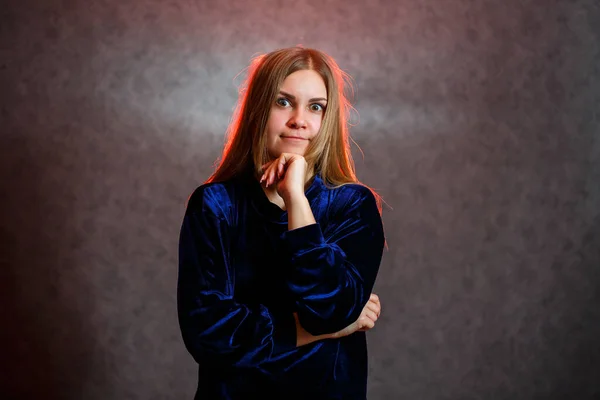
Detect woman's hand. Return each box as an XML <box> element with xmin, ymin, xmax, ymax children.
<box><xmin>295</xmin><ymin>294</ymin><xmax>382</xmax><ymax>347</ymax></box>
<box><xmin>260</xmin><ymin>153</ymin><xmax>308</xmax><ymax>204</ymax></box>
<box><xmin>331</xmin><ymin>294</ymin><xmax>381</xmax><ymax>339</ymax></box>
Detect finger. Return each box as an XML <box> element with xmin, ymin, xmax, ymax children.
<box><xmin>264</xmin><ymin>165</ymin><xmax>274</xmax><ymax>187</ymax></box>
<box><xmin>265</xmin><ymin>165</ymin><xmax>272</xmax><ymax>186</ymax></box>
<box><xmin>270</xmin><ymin>163</ymin><xmax>278</xmax><ymax>186</ymax></box>
<box><xmin>358</xmin><ymin>323</ymin><xmax>376</xmax><ymax>332</ymax></box>
<box><xmin>358</xmin><ymin>319</ymin><xmax>376</xmax><ymax>332</ymax></box>
<box><xmin>364</xmin><ymin>298</ymin><xmax>379</xmax><ymax>310</ymax></box>
<box><xmin>283</xmin><ymin>153</ymin><xmax>305</xmax><ymax>163</ymax></box>
<box><xmin>366</xmin><ymin>302</ymin><xmax>380</xmax><ymax>316</ymax></box>
<box><xmin>271</xmin><ymin>156</ymin><xmax>284</xmax><ymax>184</ymax></box>
<box><xmin>265</xmin><ymin>163</ymin><xmax>276</xmax><ymax>187</ymax></box>
<box><xmin>368</xmin><ymin>297</ymin><xmax>380</xmax><ymax>308</ymax></box>
<box><xmin>364</xmin><ymin>310</ymin><xmax>378</xmax><ymax>322</ymax></box>
<box><xmin>263</xmin><ymin>166</ymin><xmax>270</xmax><ymax>187</ymax></box>
<box><xmin>369</xmin><ymin>295</ymin><xmax>380</xmax><ymax>315</ymax></box>
<box><xmin>261</xmin><ymin>165</ymin><xmax>274</xmax><ymax>184</ymax></box>
<box><xmin>277</xmin><ymin>156</ymin><xmax>286</xmax><ymax>179</ymax></box>
<box><xmin>359</xmin><ymin>317</ymin><xmax>375</xmax><ymax>330</ymax></box>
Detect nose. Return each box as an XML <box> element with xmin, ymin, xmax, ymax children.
<box><xmin>287</xmin><ymin>108</ymin><xmax>307</xmax><ymax>130</ymax></box>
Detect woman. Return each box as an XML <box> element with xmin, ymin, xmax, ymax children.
<box><xmin>178</xmin><ymin>46</ymin><xmax>385</xmax><ymax>399</ymax></box>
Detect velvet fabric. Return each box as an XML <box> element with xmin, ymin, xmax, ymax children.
<box><xmin>178</xmin><ymin>170</ymin><xmax>385</xmax><ymax>399</ymax></box>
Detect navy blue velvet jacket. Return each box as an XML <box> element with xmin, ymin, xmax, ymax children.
<box><xmin>177</xmin><ymin>170</ymin><xmax>385</xmax><ymax>399</ymax></box>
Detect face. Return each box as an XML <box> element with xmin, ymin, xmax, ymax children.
<box><xmin>265</xmin><ymin>69</ymin><xmax>327</xmax><ymax>158</ymax></box>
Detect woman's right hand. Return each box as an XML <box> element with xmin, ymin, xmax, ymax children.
<box><xmin>330</xmin><ymin>294</ymin><xmax>381</xmax><ymax>339</ymax></box>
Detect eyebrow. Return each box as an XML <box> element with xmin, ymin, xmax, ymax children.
<box><xmin>279</xmin><ymin>90</ymin><xmax>327</xmax><ymax>103</ymax></box>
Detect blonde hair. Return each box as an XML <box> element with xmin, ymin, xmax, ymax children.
<box><xmin>207</xmin><ymin>46</ymin><xmax>381</xmax><ymax>212</ymax></box>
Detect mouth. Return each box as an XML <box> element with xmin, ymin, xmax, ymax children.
<box><xmin>281</xmin><ymin>135</ymin><xmax>308</xmax><ymax>141</ymax></box>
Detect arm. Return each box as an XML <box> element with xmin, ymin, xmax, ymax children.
<box><xmin>259</xmin><ymin>154</ymin><xmax>385</xmax><ymax>337</ymax></box>
<box><xmin>294</xmin><ymin>313</ymin><xmax>331</xmax><ymax>346</ymax></box>
<box><xmin>287</xmin><ymin>194</ymin><xmax>316</xmax><ymax>230</ymax></box>
<box><xmin>282</xmin><ymin>187</ymin><xmax>385</xmax><ymax>336</ymax></box>
<box><xmin>178</xmin><ymin>187</ymin><xmax>315</xmax><ymax>369</ymax></box>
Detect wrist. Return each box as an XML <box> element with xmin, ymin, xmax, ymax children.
<box><xmin>285</xmin><ymin>194</ymin><xmax>309</xmax><ymax>211</ymax></box>
<box><xmin>287</xmin><ymin>195</ymin><xmax>316</xmax><ymax>231</ymax></box>
<box><xmin>282</xmin><ymin>189</ymin><xmax>306</xmax><ymax>206</ymax></box>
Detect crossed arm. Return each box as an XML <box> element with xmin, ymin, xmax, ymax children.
<box><xmin>178</xmin><ymin>173</ymin><xmax>384</xmax><ymax>368</ymax></box>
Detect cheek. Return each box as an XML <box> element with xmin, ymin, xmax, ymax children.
<box><xmin>267</xmin><ymin>111</ymin><xmax>286</xmax><ymax>132</ymax></box>
<box><xmin>311</xmin><ymin>114</ymin><xmax>324</xmax><ymax>133</ymax></box>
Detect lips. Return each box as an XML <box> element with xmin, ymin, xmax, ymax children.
<box><xmin>281</xmin><ymin>135</ymin><xmax>308</xmax><ymax>140</ymax></box>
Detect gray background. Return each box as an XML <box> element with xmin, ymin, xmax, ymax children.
<box><xmin>2</xmin><ymin>0</ymin><xmax>599</xmax><ymax>399</ymax></box>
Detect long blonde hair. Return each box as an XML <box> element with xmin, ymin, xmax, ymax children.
<box><xmin>206</xmin><ymin>46</ymin><xmax>381</xmax><ymax>212</ymax></box>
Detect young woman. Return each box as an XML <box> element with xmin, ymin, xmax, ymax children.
<box><xmin>178</xmin><ymin>46</ymin><xmax>385</xmax><ymax>399</ymax></box>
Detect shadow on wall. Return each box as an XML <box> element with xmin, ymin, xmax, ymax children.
<box><xmin>1</xmin><ymin>134</ymin><xmax>97</xmax><ymax>399</ymax></box>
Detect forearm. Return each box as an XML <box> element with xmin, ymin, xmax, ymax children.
<box><xmin>294</xmin><ymin>312</ymin><xmax>332</xmax><ymax>346</ymax></box>
<box><xmin>282</xmin><ymin>193</ymin><xmax>385</xmax><ymax>335</ymax></box>
<box><xmin>286</xmin><ymin>194</ymin><xmax>316</xmax><ymax>231</ymax></box>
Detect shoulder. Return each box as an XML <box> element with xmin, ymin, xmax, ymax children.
<box><xmin>185</xmin><ymin>179</ymin><xmax>241</xmax><ymax>218</ymax></box>
<box><xmin>320</xmin><ymin>181</ymin><xmax>384</xmax><ymax>236</ymax></box>
<box><xmin>324</xmin><ymin>182</ymin><xmax>379</xmax><ymax>216</ymax></box>
<box><xmin>331</xmin><ymin>182</ymin><xmax>375</xmax><ymax>200</ymax></box>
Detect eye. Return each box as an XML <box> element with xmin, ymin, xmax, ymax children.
<box><xmin>276</xmin><ymin>97</ymin><xmax>291</xmax><ymax>107</ymax></box>
<box><xmin>310</xmin><ymin>103</ymin><xmax>326</xmax><ymax>112</ymax></box>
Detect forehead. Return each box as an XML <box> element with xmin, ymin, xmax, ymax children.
<box><xmin>280</xmin><ymin>70</ymin><xmax>327</xmax><ymax>98</ymax></box>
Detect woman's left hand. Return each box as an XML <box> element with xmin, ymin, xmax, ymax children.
<box><xmin>330</xmin><ymin>294</ymin><xmax>382</xmax><ymax>339</ymax></box>
<box><xmin>260</xmin><ymin>153</ymin><xmax>308</xmax><ymax>203</ymax></box>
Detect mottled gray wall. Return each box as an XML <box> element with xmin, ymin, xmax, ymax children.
<box><xmin>2</xmin><ymin>0</ymin><xmax>599</xmax><ymax>399</ymax></box>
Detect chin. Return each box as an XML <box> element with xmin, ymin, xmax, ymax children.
<box><xmin>269</xmin><ymin>147</ymin><xmax>307</xmax><ymax>158</ymax></box>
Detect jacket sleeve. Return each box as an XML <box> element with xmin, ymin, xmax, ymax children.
<box><xmin>177</xmin><ymin>187</ymin><xmax>297</xmax><ymax>368</ymax></box>
<box><xmin>280</xmin><ymin>186</ymin><xmax>385</xmax><ymax>335</ymax></box>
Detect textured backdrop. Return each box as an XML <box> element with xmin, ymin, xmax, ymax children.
<box><xmin>1</xmin><ymin>0</ymin><xmax>599</xmax><ymax>399</ymax></box>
